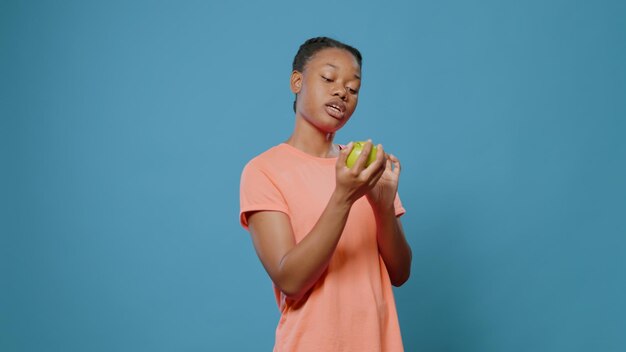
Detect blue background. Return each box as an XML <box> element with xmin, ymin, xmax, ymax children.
<box><xmin>2</xmin><ymin>0</ymin><xmax>625</xmax><ymax>351</ymax></box>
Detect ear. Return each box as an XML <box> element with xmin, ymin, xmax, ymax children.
<box><xmin>290</xmin><ymin>70</ymin><xmax>303</xmax><ymax>94</ymax></box>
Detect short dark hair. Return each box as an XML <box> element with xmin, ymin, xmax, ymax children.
<box><xmin>292</xmin><ymin>37</ymin><xmax>362</xmax><ymax>112</ymax></box>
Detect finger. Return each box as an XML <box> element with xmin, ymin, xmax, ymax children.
<box><xmin>375</xmin><ymin>144</ymin><xmax>385</xmax><ymax>165</ymax></box>
<box><xmin>367</xmin><ymin>143</ymin><xmax>385</xmax><ymax>170</ymax></box>
<box><xmin>368</xmin><ymin>147</ymin><xmax>386</xmax><ymax>182</ymax></box>
<box><xmin>385</xmin><ymin>154</ymin><xmax>392</xmax><ymax>172</ymax></box>
<box><xmin>361</xmin><ymin>143</ymin><xmax>384</xmax><ymax>178</ymax></box>
<box><xmin>337</xmin><ymin>142</ymin><xmax>354</xmax><ymax>168</ymax></box>
<box><xmin>368</xmin><ymin>160</ymin><xmax>386</xmax><ymax>187</ymax></box>
<box><xmin>389</xmin><ymin>154</ymin><xmax>401</xmax><ymax>176</ymax></box>
<box><xmin>353</xmin><ymin>140</ymin><xmax>373</xmax><ymax>172</ymax></box>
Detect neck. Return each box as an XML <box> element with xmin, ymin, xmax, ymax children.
<box><xmin>285</xmin><ymin>115</ymin><xmax>338</xmax><ymax>158</ymax></box>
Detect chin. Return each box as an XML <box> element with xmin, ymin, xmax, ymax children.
<box><xmin>319</xmin><ymin>118</ymin><xmax>348</xmax><ymax>133</ymax></box>
<box><xmin>301</xmin><ymin>109</ymin><xmax>350</xmax><ymax>133</ymax></box>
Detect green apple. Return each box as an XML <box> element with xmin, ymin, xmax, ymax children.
<box><xmin>346</xmin><ymin>141</ymin><xmax>377</xmax><ymax>168</ymax></box>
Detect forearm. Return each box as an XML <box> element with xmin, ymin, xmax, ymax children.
<box><xmin>373</xmin><ymin>205</ymin><xmax>412</xmax><ymax>286</ymax></box>
<box><xmin>277</xmin><ymin>190</ymin><xmax>352</xmax><ymax>299</ymax></box>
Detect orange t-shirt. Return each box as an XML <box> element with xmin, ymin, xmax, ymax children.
<box><xmin>239</xmin><ymin>143</ymin><xmax>406</xmax><ymax>352</ymax></box>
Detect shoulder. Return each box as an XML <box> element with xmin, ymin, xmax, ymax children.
<box><xmin>243</xmin><ymin>144</ymin><xmax>287</xmax><ymax>172</ymax></box>
<box><xmin>241</xmin><ymin>144</ymin><xmax>300</xmax><ymax>184</ymax></box>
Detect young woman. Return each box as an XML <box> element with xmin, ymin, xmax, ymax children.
<box><xmin>239</xmin><ymin>37</ymin><xmax>412</xmax><ymax>351</ymax></box>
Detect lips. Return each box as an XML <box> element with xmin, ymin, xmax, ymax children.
<box><xmin>325</xmin><ymin>99</ymin><xmax>347</xmax><ymax>119</ymax></box>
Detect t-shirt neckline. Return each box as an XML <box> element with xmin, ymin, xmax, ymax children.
<box><xmin>279</xmin><ymin>143</ymin><xmax>341</xmax><ymax>164</ymax></box>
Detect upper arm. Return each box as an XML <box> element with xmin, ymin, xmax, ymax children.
<box><xmin>246</xmin><ymin>210</ymin><xmax>297</xmax><ymax>284</ymax></box>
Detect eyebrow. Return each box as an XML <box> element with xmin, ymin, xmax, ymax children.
<box><xmin>324</xmin><ymin>63</ymin><xmax>361</xmax><ymax>80</ymax></box>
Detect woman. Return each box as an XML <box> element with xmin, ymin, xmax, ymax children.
<box><xmin>239</xmin><ymin>36</ymin><xmax>412</xmax><ymax>351</ymax></box>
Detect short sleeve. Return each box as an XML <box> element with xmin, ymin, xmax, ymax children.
<box><xmin>394</xmin><ymin>193</ymin><xmax>406</xmax><ymax>217</ymax></box>
<box><xmin>239</xmin><ymin>161</ymin><xmax>290</xmax><ymax>230</ymax></box>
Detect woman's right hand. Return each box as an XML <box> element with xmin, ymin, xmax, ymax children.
<box><xmin>334</xmin><ymin>141</ymin><xmax>387</xmax><ymax>205</ymax></box>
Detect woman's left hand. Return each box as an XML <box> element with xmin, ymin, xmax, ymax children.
<box><xmin>366</xmin><ymin>151</ymin><xmax>401</xmax><ymax>211</ymax></box>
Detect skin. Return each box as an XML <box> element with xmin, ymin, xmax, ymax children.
<box><xmin>247</xmin><ymin>47</ymin><xmax>412</xmax><ymax>300</ymax></box>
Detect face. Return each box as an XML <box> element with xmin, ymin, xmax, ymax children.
<box><xmin>291</xmin><ymin>48</ymin><xmax>361</xmax><ymax>133</ymax></box>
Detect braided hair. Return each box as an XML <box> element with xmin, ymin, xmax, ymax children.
<box><xmin>292</xmin><ymin>37</ymin><xmax>362</xmax><ymax>112</ymax></box>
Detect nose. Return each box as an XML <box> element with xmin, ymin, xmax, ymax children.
<box><xmin>332</xmin><ymin>84</ymin><xmax>348</xmax><ymax>100</ymax></box>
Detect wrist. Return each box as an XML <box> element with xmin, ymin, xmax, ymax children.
<box><xmin>367</xmin><ymin>197</ymin><xmax>395</xmax><ymax>217</ymax></box>
<box><xmin>330</xmin><ymin>188</ymin><xmax>354</xmax><ymax>211</ymax></box>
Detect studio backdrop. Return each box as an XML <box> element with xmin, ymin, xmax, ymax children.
<box><xmin>2</xmin><ymin>0</ymin><xmax>625</xmax><ymax>351</ymax></box>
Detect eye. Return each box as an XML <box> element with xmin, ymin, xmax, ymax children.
<box><xmin>321</xmin><ymin>76</ymin><xmax>333</xmax><ymax>82</ymax></box>
<box><xmin>347</xmin><ymin>87</ymin><xmax>359</xmax><ymax>94</ymax></box>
